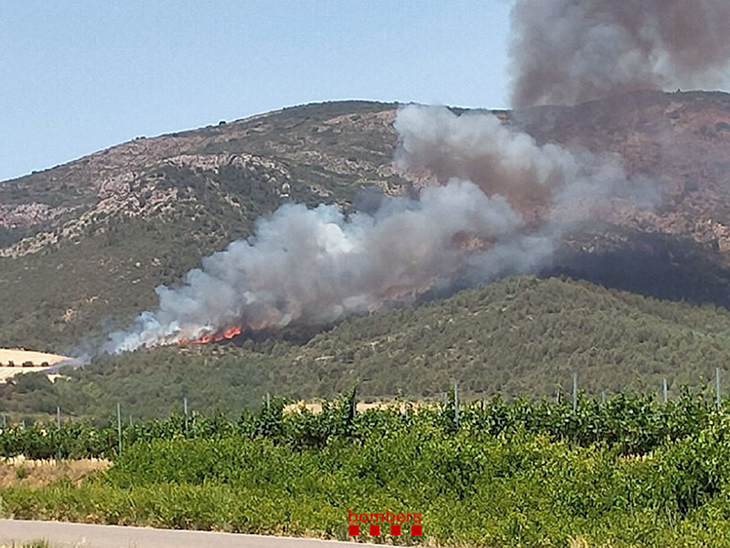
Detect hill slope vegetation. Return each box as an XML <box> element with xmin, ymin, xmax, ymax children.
<box><xmin>5</xmin><ymin>276</ymin><xmax>730</xmax><ymax>420</ymax></box>
<box><xmin>5</xmin><ymin>93</ymin><xmax>730</xmax><ymax>351</ymax></box>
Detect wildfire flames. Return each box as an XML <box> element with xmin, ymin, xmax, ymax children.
<box><xmin>185</xmin><ymin>326</ymin><xmax>243</xmax><ymax>345</ymax></box>
<box><xmin>107</xmin><ymin>97</ymin><xmax>661</xmax><ymax>356</ymax></box>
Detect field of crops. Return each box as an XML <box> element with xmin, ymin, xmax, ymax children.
<box><xmin>3</xmin><ymin>390</ymin><xmax>730</xmax><ymax>546</ymax></box>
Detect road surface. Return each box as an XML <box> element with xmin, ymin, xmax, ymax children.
<box><xmin>0</xmin><ymin>519</ymin><xmax>365</xmax><ymax>548</ymax></box>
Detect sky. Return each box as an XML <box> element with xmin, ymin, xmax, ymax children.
<box><xmin>0</xmin><ymin>1</ymin><xmax>513</xmax><ymax>182</ymax></box>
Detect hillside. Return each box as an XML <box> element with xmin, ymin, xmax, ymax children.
<box><xmin>4</xmin><ymin>92</ymin><xmax>730</xmax><ymax>352</ymax></box>
<box><xmin>5</xmin><ymin>276</ymin><xmax>730</xmax><ymax>420</ymax></box>
<box><xmin>0</xmin><ymin>101</ymin><xmax>402</xmax><ymax>351</ymax></box>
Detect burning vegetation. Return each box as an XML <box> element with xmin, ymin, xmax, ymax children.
<box><xmin>106</xmin><ymin>105</ymin><xmax>656</xmax><ymax>354</ymax></box>
<box><xmin>103</xmin><ymin>0</ymin><xmax>729</xmax><ymax>355</ymax></box>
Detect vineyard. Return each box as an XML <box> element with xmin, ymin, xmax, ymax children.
<box><xmin>3</xmin><ymin>390</ymin><xmax>730</xmax><ymax>546</ymax></box>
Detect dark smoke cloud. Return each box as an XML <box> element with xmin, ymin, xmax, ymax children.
<box><xmin>106</xmin><ymin>105</ymin><xmax>656</xmax><ymax>353</ymax></box>
<box><xmin>510</xmin><ymin>0</ymin><xmax>730</xmax><ymax>107</ymax></box>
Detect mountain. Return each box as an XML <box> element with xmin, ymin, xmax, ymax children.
<box><xmin>0</xmin><ymin>101</ymin><xmax>402</xmax><ymax>350</ymax></box>
<box><xmin>516</xmin><ymin>91</ymin><xmax>730</xmax><ymax>305</ymax></box>
<box><xmin>3</xmin><ymin>91</ymin><xmax>730</xmax><ymax>354</ymax></box>
<box><xmin>4</xmin><ymin>275</ymin><xmax>730</xmax><ymax>420</ymax></box>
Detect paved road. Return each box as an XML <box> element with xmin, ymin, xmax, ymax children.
<box><xmin>0</xmin><ymin>520</ymin><xmax>364</xmax><ymax>548</ymax></box>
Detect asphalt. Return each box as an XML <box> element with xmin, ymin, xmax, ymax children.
<box><xmin>0</xmin><ymin>520</ymin><xmax>365</xmax><ymax>548</ymax></box>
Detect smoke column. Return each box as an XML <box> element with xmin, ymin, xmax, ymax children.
<box><xmin>510</xmin><ymin>0</ymin><xmax>730</xmax><ymax>107</ymax></box>
<box><xmin>107</xmin><ymin>105</ymin><xmax>652</xmax><ymax>353</ymax></box>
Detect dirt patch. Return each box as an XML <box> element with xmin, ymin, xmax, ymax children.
<box><xmin>0</xmin><ymin>456</ymin><xmax>110</xmax><ymax>488</ymax></box>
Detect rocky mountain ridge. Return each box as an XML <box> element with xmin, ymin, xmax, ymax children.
<box><xmin>2</xmin><ymin>93</ymin><xmax>730</xmax><ymax>351</ymax></box>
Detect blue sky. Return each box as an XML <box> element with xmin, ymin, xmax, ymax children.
<box><xmin>0</xmin><ymin>1</ymin><xmax>513</xmax><ymax>181</ymax></box>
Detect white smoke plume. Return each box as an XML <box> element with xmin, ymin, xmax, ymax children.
<box><xmin>510</xmin><ymin>0</ymin><xmax>730</xmax><ymax>107</ymax></box>
<box><xmin>107</xmin><ymin>105</ymin><xmax>654</xmax><ymax>353</ymax></box>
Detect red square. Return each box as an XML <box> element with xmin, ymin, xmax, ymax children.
<box><xmin>390</xmin><ymin>524</ymin><xmax>401</xmax><ymax>536</ymax></box>
<box><xmin>370</xmin><ymin>524</ymin><xmax>380</xmax><ymax>536</ymax></box>
<box><xmin>411</xmin><ymin>524</ymin><xmax>422</xmax><ymax>536</ymax></box>
<box><xmin>349</xmin><ymin>525</ymin><xmax>360</xmax><ymax>536</ymax></box>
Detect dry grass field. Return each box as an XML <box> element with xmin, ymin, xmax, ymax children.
<box><xmin>0</xmin><ymin>456</ymin><xmax>110</xmax><ymax>488</ymax></box>
<box><xmin>0</xmin><ymin>349</ymin><xmax>70</xmax><ymax>384</ymax></box>
<box><xmin>284</xmin><ymin>399</ymin><xmax>431</xmax><ymax>414</ymax></box>
<box><xmin>0</xmin><ymin>367</ymin><xmax>50</xmax><ymax>383</ymax></box>
<box><xmin>0</xmin><ymin>349</ymin><xmax>70</xmax><ymax>367</ymax></box>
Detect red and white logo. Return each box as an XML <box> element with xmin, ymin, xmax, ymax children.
<box><xmin>348</xmin><ymin>509</ymin><xmax>422</xmax><ymax>537</ymax></box>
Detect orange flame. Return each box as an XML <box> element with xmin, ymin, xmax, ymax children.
<box><xmin>184</xmin><ymin>325</ymin><xmax>243</xmax><ymax>345</ymax></box>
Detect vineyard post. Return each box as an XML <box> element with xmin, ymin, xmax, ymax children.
<box><xmin>716</xmin><ymin>368</ymin><xmax>722</xmax><ymax>410</ymax></box>
<box><xmin>55</xmin><ymin>406</ymin><xmax>62</xmax><ymax>461</ymax></box>
<box><xmin>184</xmin><ymin>397</ymin><xmax>189</xmax><ymax>436</ymax></box>
<box><xmin>662</xmin><ymin>378</ymin><xmax>668</xmax><ymax>403</ymax></box>
<box><xmin>117</xmin><ymin>403</ymin><xmax>122</xmax><ymax>455</ymax></box>
<box><xmin>601</xmin><ymin>391</ymin><xmax>606</xmax><ymax>405</ymax></box>
<box><xmin>266</xmin><ymin>392</ymin><xmax>271</xmax><ymax>412</ymax></box>
<box><xmin>572</xmin><ymin>373</ymin><xmax>578</xmax><ymax>413</ymax></box>
<box><xmin>454</xmin><ymin>382</ymin><xmax>459</xmax><ymax>429</ymax></box>
<box><xmin>3</xmin><ymin>413</ymin><xmax>7</xmax><ymax>428</ymax></box>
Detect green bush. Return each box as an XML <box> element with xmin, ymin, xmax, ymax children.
<box><xmin>6</xmin><ymin>394</ymin><xmax>730</xmax><ymax>545</ymax></box>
